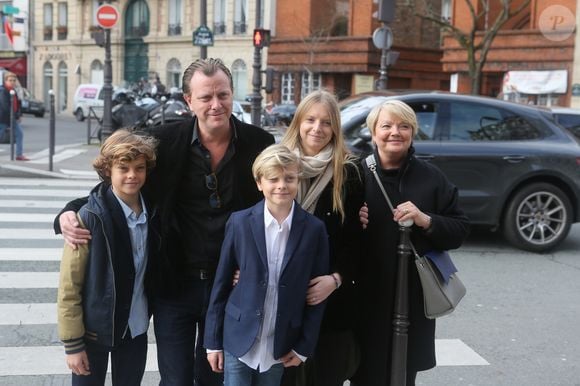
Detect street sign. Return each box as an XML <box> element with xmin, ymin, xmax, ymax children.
<box><xmin>96</xmin><ymin>4</ymin><xmax>119</xmax><ymax>29</ymax></box>
<box><xmin>193</xmin><ymin>25</ymin><xmax>214</xmax><ymax>46</ymax></box>
<box><xmin>2</xmin><ymin>5</ymin><xmax>20</xmax><ymax>15</ymax></box>
<box><xmin>373</xmin><ymin>27</ymin><xmax>393</xmax><ymax>50</ymax></box>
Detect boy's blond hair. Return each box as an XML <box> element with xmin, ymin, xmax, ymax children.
<box><xmin>252</xmin><ymin>144</ymin><xmax>301</xmax><ymax>181</ymax></box>
<box><xmin>93</xmin><ymin>129</ymin><xmax>158</xmax><ymax>183</ymax></box>
<box><xmin>3</xmin><ymin>71</ymin><xmax>17</xmax><ymax>82</ymax></box>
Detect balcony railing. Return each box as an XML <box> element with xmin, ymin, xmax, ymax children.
<box><xmin>168</xmin><ymin>23</ymin><xmax>182</xmax><ymax>36</ymax></box>
<box><xmin>43</xmin><ymin>26</ymin><xmax>53</xmax><ymax>41</ymax></box>
<box><xmin>233</xmin><ymin>21</ymin><xmax>246</xmax><ymax>35</ymax></box>
<box><xmin>57</xmin><ymin>26</ymin><xmax>68</xmax><ymax>40</ymax></box>
<box><xmin>213</xmin><ymin>22</ymin><xmax>226</xmax><ymax>35</ymax></box>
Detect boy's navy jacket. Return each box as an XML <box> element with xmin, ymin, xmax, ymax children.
<box><xmin>204</xmin><ymin>200</ymin><xmax>330</xmax><ymax>359</ymax></box>
<box><xmin>57</xmin><ymin>182</ymin><xmax>161</xmax><ymax>351</ymax></box>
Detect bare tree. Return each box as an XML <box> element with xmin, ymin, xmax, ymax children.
<box><xmin>408</xmin><ymin>0</ymin><xmax>530</xmax><ymax>94</ymax></box>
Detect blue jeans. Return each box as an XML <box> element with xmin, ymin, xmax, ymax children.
<box><xmin>153</xmin><ymin>277</ymin><xmax>223</xmax><ymax>386</ymax></box>
<box><xmin>72</xmin><ymin>332</ymin><xmax>147</xmax><ymax>386</ymax></box>
<box><xmin>224</xmin><ymin>351</ymin><xmax>284</xmax><ymax>386</ymax></box>
<box><xmin>0</xmin><ymin>121</ymin><xmax>24</xmax><ymax>156</ymax></box>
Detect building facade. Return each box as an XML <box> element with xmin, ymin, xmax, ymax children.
<box><xmin>28</xmin><ymin>0</ymin><xmax>272</xmax><ymax>114</ymax></box>
<box><xmin>443</xmin><ymin>0</ymin><xmax>576</xmax><ymax>106</ymax></box>
<box><xmin>266</xmin><ymin>0</ymin><xmax>448</xmax><ymax>104</ymax></box>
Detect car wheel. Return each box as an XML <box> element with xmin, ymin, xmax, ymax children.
<box><xmin>35</xmin><ymin>112</ymin><xmax>45</xmax><ymax>118</ymax></box>
<box><xmin>502</xmin><ymin>183</ymin><xmax>572</xmax><ymax>252</ymax></box>
<box><xmin>75</xmin><ymin>109</ymin><xmax>85</xmax><ymax>122</ymax></box>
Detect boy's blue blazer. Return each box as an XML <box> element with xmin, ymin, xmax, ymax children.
<box><xmin>204</xmin><ymin>200</ymin><xmax>329</xmax><ymax>359</ymax></box>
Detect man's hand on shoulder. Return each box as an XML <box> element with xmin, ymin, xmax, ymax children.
<box><xmin>60</xmin><ymin>211</ymin><xmax>91</xmax><ymax>250</ymax></box>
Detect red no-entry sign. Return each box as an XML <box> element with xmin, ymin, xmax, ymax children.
<box><xmin>96</xmin><ymin>4</ymin><xmax>119</xmax><ymax>29</ymax></box>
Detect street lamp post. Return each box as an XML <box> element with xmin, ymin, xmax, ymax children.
<box><xmin>101</xmin><ymin>27</ymin><xmax>113</xmax><ymax>141</ymax></box>
<box><xmin>200</xmin><ymin>0</ymin><xmax>207</xmax><ymax>59</ymax></box>
<box><xmin>250</xmin><ymin>0</ymin><xmax>263</xmax><ymax>126</ymax></box>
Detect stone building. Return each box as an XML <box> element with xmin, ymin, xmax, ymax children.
<box><xmin>28</xmin><ymin>0</ymin><xmax>272</xmax><ymax>114</ymax></box>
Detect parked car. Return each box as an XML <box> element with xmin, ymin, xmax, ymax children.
<box><xmin>551</xmin><ymin>106</ymin><xmax>580</xmax><ymax>140</ymax></box>
<box><xmin>19</xmin><ymin>88</ymin><xmax>45</xmax><ymax>117</ymax></box>
<box><xmin>339</xmin><ymin>91</ymin><xmax>580</xmax><ymax>252</ymax></box>
<box><xmin>233</xmin><ymin>100</ymin><xmax>252</xmax><ymax>123</ymax></box>
<box><xmin>270</xmin><ymin>103</ymin><xmax>297</xmax><ymax>127</ymax></box>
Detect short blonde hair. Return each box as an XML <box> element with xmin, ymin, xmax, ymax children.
<box><xmin>93</xmin><ymin>129</ymin><xmax>158</xmax><ymax>183</ymax></box>
<box><xmin>252</xmin><ymin>144</ymin><xmax>301</xmax><ymax>181</ymax></box>
<box><xmin>366</xmin><ymin>100</ymin><xmax>418</xmax><ymax>137</ymax></box>
<box><xmin>3</xmin><ymin>71</ymin><xmax>17</xmax><ymax>82</ymax></box>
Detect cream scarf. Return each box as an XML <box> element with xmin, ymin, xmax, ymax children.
<box><xmin>294</xmin><ymin>144</ymin><xmax>334</xmax><ymax>214</ymax></box>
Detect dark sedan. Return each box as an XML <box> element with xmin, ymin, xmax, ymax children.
<box><xmin>340</xmin><ymin>91</ymin><xmax>580</xmax><ymax>252</ymax></box>
<box><xmin>20</xmin><ymin>88</ymin><xmax>46</xmax><ymax>117</ymax></box>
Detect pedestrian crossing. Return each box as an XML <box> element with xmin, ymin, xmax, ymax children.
<box><xmin>0</xmin><ymin>176</ymin><xmax>488</xmax><ymax>384</ymax></box>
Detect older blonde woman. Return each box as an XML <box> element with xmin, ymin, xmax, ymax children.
<box><xmin>352</xmin><ymin>100</ymin><xmax>470</xmax><ymax>386</ymax></box>
<box><xmin>280</xmin><ymin>90</ymin><xmax>364</xmax><ymax>386</ymax></box>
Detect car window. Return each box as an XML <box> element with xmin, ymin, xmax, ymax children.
<box><xmin>407</xmin><ymin>102</ymin><xmax>440</xmax><ymax>140</ymax></box>
<box><xmin>448</xmin><ymin>101</ymin><xmax>550</xmax><ymax>141</ymax></box>
<box><xmin>98</xmin><ymin>89</ymin><xmax>105</xmax><ymax>100</ymax></box>
<box><xmin>554</xmin><ymin>113</ymin><xmax>580</xmax><ymax>130</ymax></box>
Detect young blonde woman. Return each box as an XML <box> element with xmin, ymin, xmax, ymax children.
<box><xmin>279</xmin><ymin>90</ymin><xmax>364</xmax><ymax>386</ymax></box>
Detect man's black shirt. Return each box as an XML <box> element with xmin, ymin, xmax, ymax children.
<box><xmin>175</xmin><ymin>123</ymin><xmax>237</xmax><ymax>273</ymax></box>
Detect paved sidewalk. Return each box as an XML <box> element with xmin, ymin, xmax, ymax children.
<box><xmin>0</xmin><ymin>143</ymin><xmax>100</xmax><ymax>179</ymax></box>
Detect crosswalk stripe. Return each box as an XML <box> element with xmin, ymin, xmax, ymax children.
<box><xmin>0</xmin><ymin>199</ymin><xmax>70</xmax><ymax>208</ymax></box>
<box><xmin>0</xmin><ymin>272</ymin><xmax>60</xmax><ymax>288</ymax></box>
<box><xmin>0</xmin><ymin>178</ymin><xmax>98</xmax><ymax>187</ymax></box>
<box><xmin>0</xmin><ymin>213</ymin><xmax>56</xmax><ymax>222</ymax></box>
<box><xmin>0</xmin><ymin>188</ymin><xmax>90</xmax><ymax>198</ymax></box>
<box><xmin>0</xmin><ymin>229</ymin><xmax>61</xmax><ymax>239</ymax></box>
<box><xmin>0</xmin><ymin>344</ymin><xmax>160</xmax><ymax>376</ymax></box>
<box><xmin>0</xmin><ymin>303</ymin><xmax>57</xmax><ymax>325</ymax></box>
<box><xmin>0</xmin><ymin>248</ymin><xmax>61</xmax><ymax>261</ymax></box>
<box><xmin>27</xmin><ymin>149</ymin><xmax>88</xmax><ymax>164</ymax></box>
<box><xmin>435</xmin><ymin>339</ymin><xmax>489</xmax><ymax>366</ymax></box>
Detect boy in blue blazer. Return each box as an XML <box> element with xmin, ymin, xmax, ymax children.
<box><xmin>204</xmin><ymin>144</ymin><xmax>329</xmax><ymax>386</ymax></box>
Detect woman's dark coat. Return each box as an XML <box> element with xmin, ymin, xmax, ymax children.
<box><xmin>353</xmin><ymin>147</ymin><xmax>469</xmax><ymax>385</ymax></box>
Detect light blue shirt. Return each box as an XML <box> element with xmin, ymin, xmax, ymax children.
<box><xmin>113</xmin><ymin>192</ymin><xmax>150</xmax><ymax>338</ymax></box>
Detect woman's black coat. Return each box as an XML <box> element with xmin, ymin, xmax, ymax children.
<box><xmin>353</xmin><ymin>147</ymin><xmax>470</xmax><ymax>385</ymax></box>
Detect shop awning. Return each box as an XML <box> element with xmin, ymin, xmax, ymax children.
<box><xmin>502</xmin><ymin>70</ymin><xmax>567</xmax><ymax>94</ymax></box>
<box><xmin>0</xmin><ymin>56</ymin><xmax>27</xmax><ymax>76</ymax></box>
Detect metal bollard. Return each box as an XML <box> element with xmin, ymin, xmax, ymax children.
<box><xmin>390</xmin><ymin>218</ymin><xmax>413</xmax><ymax>385</ymax></box>
<box><xmin>49</xmin><ymin>90</ymin><xmax>55</xmax><ymax>171</ymax></box>
<box><xmin>161</xmin><ymin>96</ymin><xmax>166</xmax><ymax>125</ymax></box>
<box><xmin>9</xmin><ymin>89</ymin><xmax>15</xmax><ymax>161</ymax></box>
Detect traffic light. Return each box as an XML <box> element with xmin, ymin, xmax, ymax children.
<box><xmin>377</xmin><ymin>0</ymin><xmax>394</xmax><ymax>23</ymax></box>
<box><xmin>253</xmin><ymin>29</ymin><xmax>270</xmax><ymax>48</ymax></box>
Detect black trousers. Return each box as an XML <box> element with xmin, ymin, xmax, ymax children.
<box><xmin>281</xmin><ymin>329</ymin><xmax>360</xmax><ymax>386</ymax></box>
<box><xmin>71</xmin><ymin>332</ymin><xmax>147</xmax><ymax>386</ymax></box>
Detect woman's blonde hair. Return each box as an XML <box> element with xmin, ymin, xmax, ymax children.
<box><xmin>93</xmin><ymin>129</ymin><xmax>158</xmax><ymax>183</ymax></box>
<box><xmin>366</xmin><ymin>100</ymin><xmax>418</xmax><ymax>137</ymax></box>
<box><xmin>280</xmin><ymin>90</ymin><xmax>356</xmax><ymax>221</ymax></box>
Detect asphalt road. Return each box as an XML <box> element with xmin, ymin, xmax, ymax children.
<box><xmin>17</xmin><ymin>112</ymin><xmax>89</xmax><ymax>155</ymax></box>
